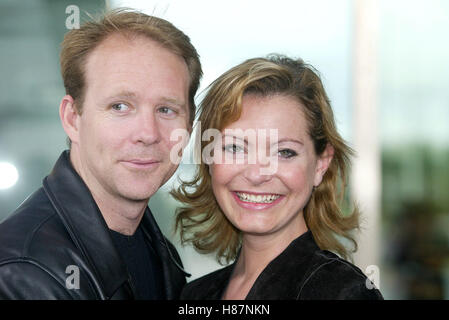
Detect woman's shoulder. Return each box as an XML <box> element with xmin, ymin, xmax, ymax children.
<box><xmin>298</xmin><ymin>250</ymin><xmax>383</xmax><ymax>300</ymax></box>
<box><xmin>180</xmin><ymin>264</ymin><xmax>234</xmax><ymax>300</ymax></box>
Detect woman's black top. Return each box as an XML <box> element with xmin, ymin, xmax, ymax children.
<box><xmin>181</xmin><ymin>231</ymin><xmax>383</xmax><ymax>300</ymax></box>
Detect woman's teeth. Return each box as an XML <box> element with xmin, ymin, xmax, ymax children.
<box><xmin>235</xmin><ymin>192</ymin><xmax>281</xmax><ymax>204</ymax></box>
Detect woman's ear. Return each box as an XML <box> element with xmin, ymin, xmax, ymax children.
<box><xmin>313</xmin><ymin>143</ymin><xmax>334</xmax><ymax>187</ymax></box>
<box><xmin>59</xmin><ymin>95</ymin><xmax>80</xmax><ymax>145</ymax></box>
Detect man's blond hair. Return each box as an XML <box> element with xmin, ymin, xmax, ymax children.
<box><xmin>60</xmin><ymin>8</ymin><xmax>202</xmax><ymax>125</ymax></box>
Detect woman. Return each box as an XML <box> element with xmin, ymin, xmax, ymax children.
<box><xmin>172</xmin><ymin>55</ymin><xmax>383</xmax><ymax>300</ymax></box>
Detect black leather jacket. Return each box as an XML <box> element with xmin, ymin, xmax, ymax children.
<box><xmin>0</xmin><ymin>151</ymin><xmax>189</xmax><ymax>299</ymax></box>
<box><xmin>181</xmin><ymin>231</ymin><xmax>383</xmax><ymax>300</ymax></box>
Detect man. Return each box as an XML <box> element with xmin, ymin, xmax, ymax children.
<box><xmin>0</xmin><ymin>9</ymin><xmax>202</xmax><ymax>299</ymax></box>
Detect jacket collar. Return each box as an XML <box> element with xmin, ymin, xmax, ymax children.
<box><xmin>42</xmin><ymin>150</ymin><xmax>186</xmax><ymax>299</ymax></box>
<box><xmin>212</xmin><ymin>231</ymin><xmax>320</xmax><ymax>300</ymax></box>
<box><xmin>245</xmin><ymin>230</ymin><xmax>320</xmax><ymax>299</ymax></box>
<box><xmin>140</xmin><ymin>206</ymin><xmax>190</xmax><ymax>299</ymax></box>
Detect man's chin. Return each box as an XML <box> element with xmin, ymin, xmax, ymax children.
<box><xmin>118</xmin><ymin>184</ymin><xmax>160</xmax><ymax>203</ymax></box>
<box><xmin>114</xmin><ymin>168</ymin><xmax>174</xmax><ymax>201</ymax></box>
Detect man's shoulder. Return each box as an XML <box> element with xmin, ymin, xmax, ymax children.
<box><xmin>0</xmin><ymin>188</ymin><xmax>98</xmax><ymax>299</ymax></box>
<box><xmin>0</xmin><ymin>187</ymin><xmax>77</xmax><ymax>272</ymax></box>
<box><xmin>2</xmin><ymin>187</ymin><xmax>53</xmax><ymax>223</ymax></box>
<box><xmin>0</xmin><ymin>188</ymin><xmax>57</xmax><ymax>253</ymax></box>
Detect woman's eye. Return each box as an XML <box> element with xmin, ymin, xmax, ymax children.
<box><xmin>223</xmin><ymin>144</ymin><xmax>244</xmax><ymax>153</ymax></box>
<box><xmin>111</xmin><ymin>103</ymin><xmax>129</xmax><ymax>112</ymax></box>
<box><xmin>278</xmin><ymin>149</ymin><xmax>297</xmax><ymax>158</ymax></box>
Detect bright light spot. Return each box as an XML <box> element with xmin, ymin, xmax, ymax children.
<box><xmin>0</xmin><ymin>162</ymin><xmax>19</xmax><ymax>190</ymax></box>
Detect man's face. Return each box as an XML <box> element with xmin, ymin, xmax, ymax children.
<box><xmin>71</xmin><ymin>33</ymin><xmax>190</xmax><ymax>204</ymax></box>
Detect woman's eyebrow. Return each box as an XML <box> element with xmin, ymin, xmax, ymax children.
<box><xmin>272</xmin><ymin>138</ymin><xmax>304</xmax><ymax>146</ymax></box>
<box><xmin>221</xmin><ymin>134</ymin><xmax>248</xmax><ymax>145</ymax></box>
<box><xmin>221</xmin><ymin>134</ymin><xmax>304</xmax><ymax>147</ymax></box>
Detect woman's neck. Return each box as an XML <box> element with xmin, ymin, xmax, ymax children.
<box><xmin>223</xmin><ymin>222</ymin><xmax>308</xmax><ymax>300</ymax></box>
<box><xmin>238</xmin><ymin>231</ymin><xmax>301</xmax><ymax>276</ymax></box>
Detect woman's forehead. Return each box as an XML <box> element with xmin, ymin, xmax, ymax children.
<box><xmin>222</xmin><ymin>94</ymin><xmax>309</xmax><ymax>136</ymax></box>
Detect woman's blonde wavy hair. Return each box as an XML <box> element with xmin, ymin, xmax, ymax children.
<box><xmin>171</xmin><ymin>54</ymin><xmax>360</xmax><ymax>264</ymax></box>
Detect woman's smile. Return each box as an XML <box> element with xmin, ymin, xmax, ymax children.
<box><xmin>232</xmin><ymin>191</ymin><xmax>285</xmax><ymax>210</ymax></box>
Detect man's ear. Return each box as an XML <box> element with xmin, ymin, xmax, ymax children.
<box><xmin>313</xmin><ymin>143</ymin><xmax>334</xmax><ymax>187</ymax></box>
<box><xmin>59</xmin><ymin>95</ymin><xmax>80</xmax><ymax>144</ymax></box>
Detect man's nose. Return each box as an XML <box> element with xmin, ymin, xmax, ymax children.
<box><xmin>133</xmin><ymin>110</ymin><xmax>161</xmax><ymax>145</ymax></box>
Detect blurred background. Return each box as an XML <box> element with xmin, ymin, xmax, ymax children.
<box><xmin>0</xmin><ymin>0</ymin><xmax>448</xmax><ymax>299</ymax></box>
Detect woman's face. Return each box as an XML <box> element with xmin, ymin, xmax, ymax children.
<box><xmin>210</xmin><ymin>94</ymin><xmax>333</xmax><ymax>239</ymax></box>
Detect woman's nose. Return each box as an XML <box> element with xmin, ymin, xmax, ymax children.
<box><xmin>243</xmin><ymin>162</ymin><xmax>274</xmax><ymax>185</ymax></box>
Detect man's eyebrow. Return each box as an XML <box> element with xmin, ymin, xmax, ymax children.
<box><xmin>103</xmin><ymin>92</ymin><xmax>187</xmax><ymax>108</ymax></box>
<box><xmin>161</xmin><ymin>97</ymin><xmax>187</xmax><ymax>109</ymax></box>
<box><xmin>106</xmin><ymin>90</ymin><xmax>137</xmax><ymax>100</ymax></box>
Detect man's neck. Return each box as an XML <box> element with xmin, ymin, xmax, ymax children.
<box><xmin>69</xmin><ymin>149</ymin><xmax>148</xmax><ymax>236</ymax></box>
<box><xmin>93</xmin><ymin>192</ymin><xmax>147</xmax><ymax>236</ymax></box>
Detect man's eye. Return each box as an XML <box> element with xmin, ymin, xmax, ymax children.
<box><xmin>111</xmin><ymin>103</ymin><xmax>129</xmax><ymax>112</ymax></box>
<box><xmin>278</xmin><ymin>149</ymin><xmax>297</xmax><ymax>158</ymax></box>
<box><xmin>158</xmin><ymin>106</ymin><xmax>176</xmax><ymax>115</ymax></box>
<box><xmin>223</xmin><ymin>144</ymin><xmax>244</xmax><ymax>153</ymax></box>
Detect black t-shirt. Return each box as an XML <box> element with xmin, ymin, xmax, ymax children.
<box><xmin>109</xmin><ymin>224</ymin><xmax>164</xmax><ymax>299</ymax></box>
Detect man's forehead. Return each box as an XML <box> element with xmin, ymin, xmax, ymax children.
<box><xmin>85</xmin><ymin>34</ymin><xmax>154</xmax><ymax>69</ymax></box>
<box><xmin>91</xmin><ymin>32</ymin><xmax>157</xmax><ymax>52</ymax></box>
<box><xmin>82</xmin><ymin>33</ymin><xmax>189</xmax><ymax>105</ymax></box>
